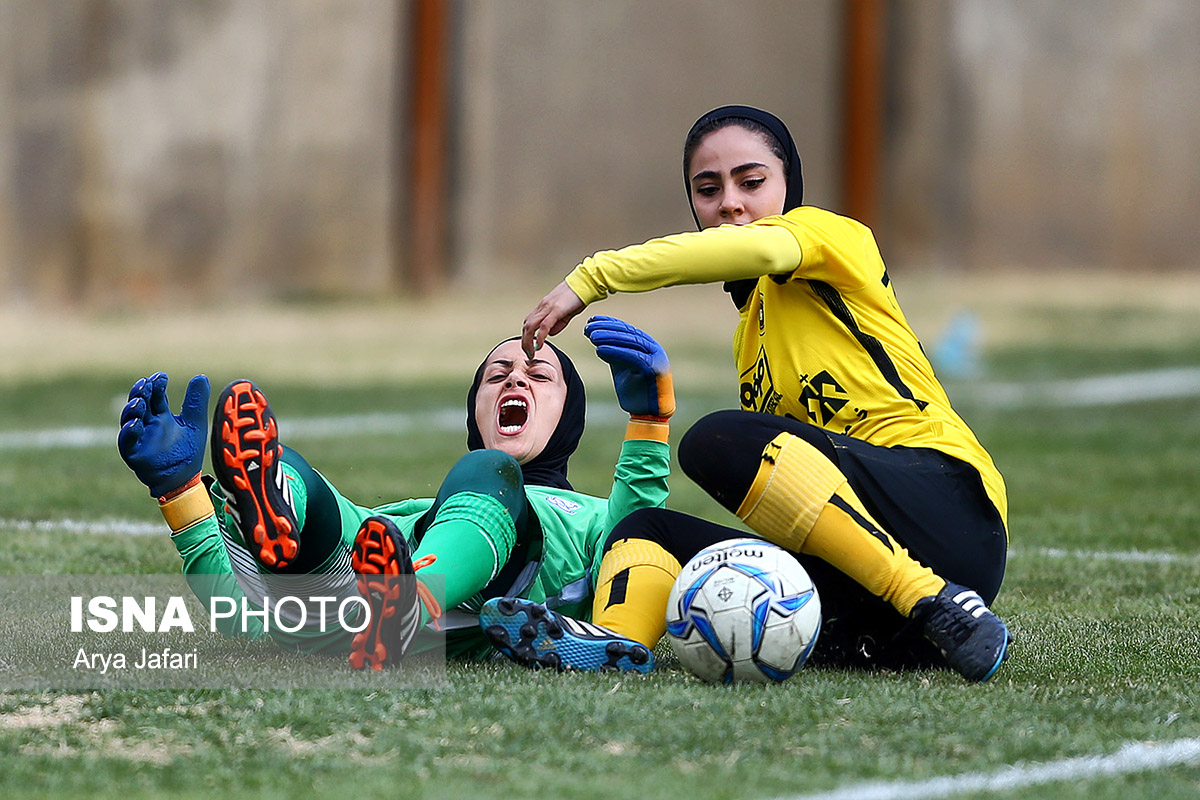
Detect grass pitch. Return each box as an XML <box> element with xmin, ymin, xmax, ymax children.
<box><xmin>2</xmin><ymin>279</ymin><xmax>1199</xmax><ymax>799</ymax></box>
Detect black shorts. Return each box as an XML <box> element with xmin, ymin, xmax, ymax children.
<box><xmin>824</xmin><ymin>429</ymin><xmax>1007</xmax><ymax>600</ymax></box>
<box><xmin>656</xmin><ymin>409</ymin><xmax>1009</xmax><ymax>670</ymax></box>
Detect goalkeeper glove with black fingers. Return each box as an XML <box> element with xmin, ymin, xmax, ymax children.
<box><xmin>583</xmin><ymin>315</ymin><xmax>675</xmax><ymax>421</ymax></box>
<box><xmin>118</xmin><ymin>372</ymin><xmax>210</xmax><ymax>498</ymax></box>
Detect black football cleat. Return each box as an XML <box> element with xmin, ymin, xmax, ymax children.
<box><xmin>210</xmin><ymin>380</ymin><xmax>300</xmax><ymax>570</ymax></box>
<box><xmin>349</xmin><ymin>515</ymin><xmax>426</xmax><ymax>671</ymax></box>
<box><xmin>912</xmin><ymin>582</ymin><xmax>1011</xmax><ymax>682</ymax></box>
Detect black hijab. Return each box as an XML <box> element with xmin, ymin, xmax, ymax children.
<box><xmin>683</xmin><ymin>105</ymin><xmax>805</xmax><ymax>310</ymax></box>
<box><xmin>466</xmin><ymin>338</ymin><xmax>585</xmax><ymax>491</ymax></box>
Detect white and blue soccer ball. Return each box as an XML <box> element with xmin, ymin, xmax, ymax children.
<box><xmin>666</xmin><ymin>538</ymin><xmax>821</xmax><ymax>684</ymax></box>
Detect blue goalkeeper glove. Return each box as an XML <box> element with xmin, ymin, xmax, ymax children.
<box><xmin>117</xmin><ymin>372</ymin><xmax>210</xmax><ymax>497</ymax></box>
<box><xmin>583</xmin><ymin>316</ymin><xmax>675</xmax><ymax>419</ymax></box>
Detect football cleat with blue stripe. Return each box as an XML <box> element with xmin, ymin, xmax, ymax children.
<box><xmin>480</xmin><ymin>598</ymin><xmax>654</xmax><ymax>674</ymax></box>
<box><xmin>912</xmin><ymin>582</ymin><xmax>1011</xmax><ymax>682</ymax></box>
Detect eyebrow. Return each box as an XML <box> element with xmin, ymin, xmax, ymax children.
<box><xmin>486</xmin><ymin>358</ymin><xmax>557</xmax><ymax>370</ymax></box>
<box><xmin>690</xmin><ymin>162</ymin><xmax>769</xmax><ymax>184</ymax></box>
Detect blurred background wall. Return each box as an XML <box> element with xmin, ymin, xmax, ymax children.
<box><xmin>1</xmin><ymin>0</ymin><xmax>1197</xmax><ymax>310</ymax></box>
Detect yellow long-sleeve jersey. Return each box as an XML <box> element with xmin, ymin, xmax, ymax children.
<box><xmin>565</xmin><ymin>206</ymin><xmax>1007</xmax><ymax>527</ymax></box>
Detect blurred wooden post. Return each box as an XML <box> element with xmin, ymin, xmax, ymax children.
<box><xmin>404</xmin><ymin>0</ymin><xmax>450</xmax><ymax>294</ymax></box>
<box><xmin>842</xmin><ymin>0</ymin><xmax>885</xmax><ymax>228</ymax></box>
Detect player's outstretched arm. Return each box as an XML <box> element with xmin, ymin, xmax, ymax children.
<box><xmin>584</xmin><ymin>315</ymin><xmax>675</xmax><ymax>442</ymax></box>
<box><xmin>118</xmin><ymin>372</ymin><xmax>214</xmax><ymax>532</ymax></box>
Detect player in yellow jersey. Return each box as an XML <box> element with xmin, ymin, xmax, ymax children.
<box><xmin>510</xmin><ymin>106</ymin><xmax>1010</xmax><ymax>682</ymax></box>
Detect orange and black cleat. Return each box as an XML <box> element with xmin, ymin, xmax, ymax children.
<box><xmin>349</xmin><ymin>515</ymin><xmax>439</xmax><ymax>670</ymax></box>
<box><xmin>210</xmin><ymin>380</ymin><xmax>300</xmax><ymax>570</ymax></box>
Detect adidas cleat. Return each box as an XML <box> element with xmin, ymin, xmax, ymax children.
<box><xmin>912</xmin><ymin>582</ymin><xmax>1011</xmax><ymax>682</ymax></box>
<box><xmin>211</xmin><ymin>380</ymin><xmax>299</xmax><ymax>569</ymax></box>
<box><xmin>480</xmin><ymin>597</ymin><xmax>654</xmax><ymax>674</ymax></box>
<box><xmin>349</xmin><ymin>515</ymin><xmax>422</xmax><ymax>671</ymax></box>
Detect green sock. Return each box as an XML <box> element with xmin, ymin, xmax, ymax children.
<box><xmin>411</xmin><ymin>492</ymin><xmax>517</xmax><ymax>624</ymax></box>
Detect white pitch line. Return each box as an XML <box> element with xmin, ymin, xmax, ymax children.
<box><xmin>3</xmin><ymin>523</ymin><xmax>1197</xmax><ymax>566</ymax></box>
<box><xmin>4</xmin><ymin>520</ymin><xmax>1199</xmax><ymax>568</ymax></box>
<box><xmin>3</xmin><ymin>366</ymin><xmax>1199</xmax><ymax>452</ymax></box>
<box><xmin>0</xmin><ymin>517</ymin><xmax>165</xmax><ymax>536</ymax></box>
<box><xmin>0</xmin><ymin>404</ymin><xmax>629</xmax><ymax>452</ymax></box>
<box><xmin>1009</xmin><ymin>546</ymin><xmax>1200</xmax><ymax>565</ymax></box>
<box><xmin>3</xmin><ymin>366</ymin><xmax>1200</xmax><ymax>452</ymax></box>
<box><xmin>769</xmin><ymin>737</ymin><xmax>1200</xmax><ymax>800</ymax></box>
<box><xmin>962</xmin><ymin>366</ymin><xmax>1200</xmax><ymax>408</ymax></box>
<box><xmin>0</xmin><ymin>409</ymin><xmax>465</xmax><ymax>452</ymax></box>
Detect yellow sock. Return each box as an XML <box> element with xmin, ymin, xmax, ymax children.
<box><xmin>592</xmin><ymin>537</ymin><xmax>681</xmax><ymax>647</ymax></box>
<box><xmin>736</xmin><ymin>433</ymin><xmax>944</xmax><ymax>616</ymax></box>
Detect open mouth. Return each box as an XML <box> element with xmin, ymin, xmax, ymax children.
<box><xmin>497</xmin><ymin>397</ymin><xmax>529</xmax><ymax>435</ymax></box>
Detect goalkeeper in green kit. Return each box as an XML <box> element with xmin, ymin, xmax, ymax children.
<box><xmin>117</xmin><ymin>316</ymin><xmax>678</xmax><ymax>672</ymax></box>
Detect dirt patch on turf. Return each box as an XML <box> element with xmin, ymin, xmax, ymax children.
<box><xmin>0</xmin><ymin>694</ymin><xmax>213</xmax><ymax>764</ymax></box>
<box><xmin>266</xmin><ymin>726</ymin><xmax>390</xmax><ymax>765</ymax></box>
<box><xmin>1</xmin><ymin>702</ymin><xmax>370</xmax><ymax>765</ymax></box>
<box><xmin>0</xmin><ymin>698</ymin><xmax>387</xmax><ymax>765</ymax></box>
<box><xmin>0</xmin><ymin>694</ymin><xmax>89</xmax><ymax>729</ymax></box>
<box><xmin>18</xmin><ymin>729</ymin><xmax>191</xmax><ymax>764</ymax></box>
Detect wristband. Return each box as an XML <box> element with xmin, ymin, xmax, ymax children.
<box><xmin>158</xmin><ymin>478</ymin><xmax>215</xmax><ymax>533</ymax></box>
<box><xmin>625</xmin><ymin>417</ymin><xmax>670</xmax><ymax>443</ymax></box>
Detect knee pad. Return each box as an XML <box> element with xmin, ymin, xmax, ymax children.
<box><xmin>449</xmin><ymin>449</ymin><xmax>523</xmax><ymax>484</ymax></box>
<box><xmin>437</xmin><ymin>449</ymin><xmax>525</xmax><ymax>517</ymax></box>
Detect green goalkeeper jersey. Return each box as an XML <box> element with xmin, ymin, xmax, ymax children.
<box><xmin>170</xmin><ymin>438</ymin><xmax>669</xmax><ymax>659</ymax></box>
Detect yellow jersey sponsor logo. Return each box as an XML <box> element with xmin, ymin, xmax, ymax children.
<box><xmin>739</xmin><ymin>346</ymin><xmax>782</xmax><ymax>414</ymax></box>
<box><xmin>798</xmin><ymin>370</ymin><xmax>849</xmax><ymax>426</ymax></box>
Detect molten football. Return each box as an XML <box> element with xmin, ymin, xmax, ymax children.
<box><xmin>666</xmin><ymin>538</ymin><xmax>821</xmax><ymax>684</ymax></box>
